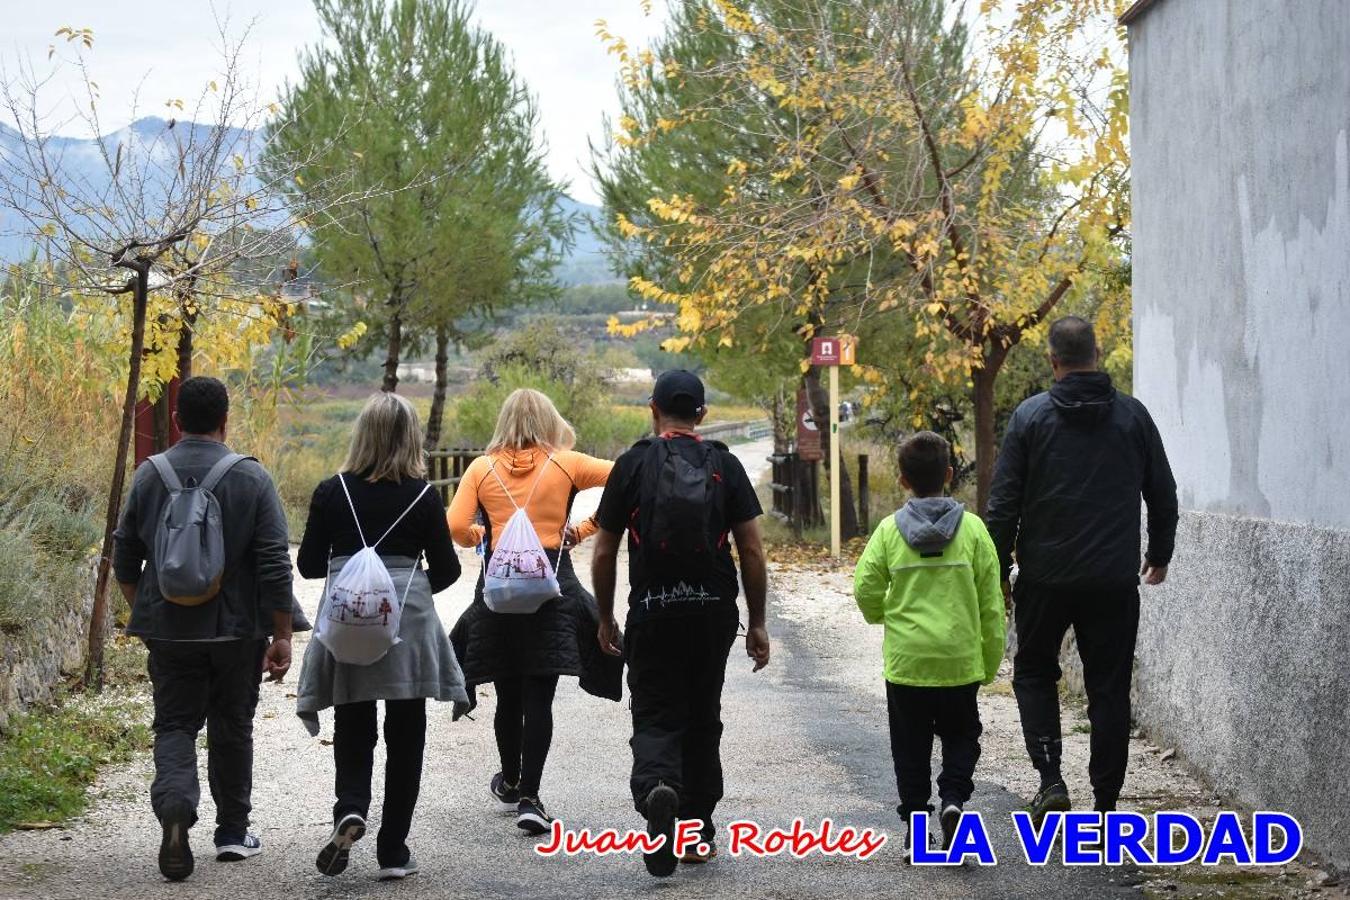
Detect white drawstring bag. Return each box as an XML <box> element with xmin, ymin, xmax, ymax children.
<box><xmin>314</xmin><ymin>475</ymin><xmax>429</xmax><ymax>666</ymax></box>
<box><xmin>482</xmin><ymin>454</ymin><xmax>561</xmax><ymax>615</ymax></box>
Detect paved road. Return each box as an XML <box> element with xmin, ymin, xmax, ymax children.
<box><xmin>0</xmin><ymin>438</ymin><xmax>1149</xmax><ymax>899</ymax></box>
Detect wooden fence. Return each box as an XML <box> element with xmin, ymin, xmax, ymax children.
<box><xmin>768</xmin><ymin>452</ymin><xmax>871</xmax><ymax>536</ymax></box>
<box><xmin>426</xmin><ymin>448</ymin><xmax>480</xmax><ymax>505</ymax></box>
<box><xmin>426</xmin><ymin>417</ymin><xmax>775</xmax><ymax>508</ymax></box>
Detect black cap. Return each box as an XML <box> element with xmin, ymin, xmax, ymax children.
<box><xmin>651</xmin><ymin>369</ymin><xmax>706</xmax><ymax>418</ymax></box>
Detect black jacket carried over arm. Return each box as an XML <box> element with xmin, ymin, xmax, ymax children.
<box><xmin>985</xmin><ymin>371</ymin><xmax>1179</xmax><ymax>590</ymax></box>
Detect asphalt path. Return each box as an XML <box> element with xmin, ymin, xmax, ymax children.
<box><xmin>0</xmin><ymin>438</ymin><xmax>1145</xmax><ymax>899</ymax></box>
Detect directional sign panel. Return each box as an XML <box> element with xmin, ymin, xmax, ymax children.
<box><xmin>810</xmin><ymin>334</ymin><xmax>857</xmax><ymax>367</ymax></box>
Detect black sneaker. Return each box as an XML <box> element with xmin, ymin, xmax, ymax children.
<box><xmin>215</xmin><ymin>832</ymin><xmax>262</xmax><ymax>862</ymax></box>
<box><xmin>316</xmin><ymin>813</ymin><xmax>366</xmax><ymax>877</ymax></box>
<box><xmin>680</xmin><ymin>842</ymin><xmax>716</xmax><ymax>864</ymax></box>
<box><xmin>902</xmin><ymin>825</ymin><xmax>936</xmax><ymax>865</ymax></box>
<box><xmin>680</xmin><ymin>823</ymin><xmax>716</xmax><ymax>864</ymax></box>
<box><xmin>378</xmin><ymin>854</ymin><xmax>420</xmax><ymax>881</ymax></box>
<box><xmin>158</xmin><ymin>799</ymin><xmax>195</xmax><ymax>882</ymax></box>
<box><xmin>516</xmin><ymin>796</ymin><xmax>554</xmax><ymax>836</ymax></box>
<box><xmin>642</xmin><ymin>784</ymin><xmax>679</xmax><ymax>878</ymax></box>
<box><xmin>491</xmin><ymin>772</ymin><xmax>521</xmax><ymax>810</ymax></box>
<box><xmin>938</xmin><ymin>801</ymin><xmax>963</xmax><ymax>850</ymax></box>
<box><xmin>1029</xmin><ymin>781</ymin><xmax>1072</xmax><ymax>825</ymax></box>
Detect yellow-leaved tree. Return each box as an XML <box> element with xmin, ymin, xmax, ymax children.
<box><xmin>597</xmin><ymin>0</ymin><xmax>1130</xmax><ymax>511</ymax></box>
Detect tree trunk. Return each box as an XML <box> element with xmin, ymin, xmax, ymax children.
<box><xmin>87</xmin><ymin>265</ymin><xmax>151</xmax><ymax>691</ymax></box>
<box><xmin>177</xmin><ymin>308</ymin><xmax>195</xmax><ymax>381</ymax></box>
<box><xmin>381</xmin><ymin>300</ymin><xmax>403</xmax><ymax>393</ymax></box>
<box><xmin>769</xmin><ymin>387</ymin><xmax>790</xmax><ymax>454</ymax></box>
<box><xmin>425</xmin><ymin>324</ymin><xmax>450</xmax><ymax>448</ymax></box>
<box><xmin>803</xmin><ymin>366</ymin><xmax>860</xmax><ymax>540</ymax></box>
<box><xmin>151</xmin><ymin>312</ymin><xmax>196</xmax><ymax>452</ymax></box>
<box><xmin>972</xmin><ymin>348</ymin><xmax>1009</xmax><ymax>515</ymax></box>
<box><xmin>152</xmin><ymin>389</ymin><xmax>173</xmax><ymax>452</ymax></box>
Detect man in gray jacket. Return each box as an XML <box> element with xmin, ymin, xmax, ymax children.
<box><xmin>114</xmin><ymin>376</ymin><xmax>293</xmax><ymax>881</ymax></box>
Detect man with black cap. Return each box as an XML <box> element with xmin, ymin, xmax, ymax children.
<box><xmin>592</xmin><ymin>369</ymin><xmax>770</xmax><ymax>878</ymax></box>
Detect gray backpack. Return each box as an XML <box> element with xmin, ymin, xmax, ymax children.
<box><xmin>147</xmin><ymin>452</ymin><xmax>250</xmax><ymax>606</ymax></box>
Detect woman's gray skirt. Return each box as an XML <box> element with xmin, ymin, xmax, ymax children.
<box><xmin>297</xmin><ymin>555</ymin><xmax>468</xmax><ymax>735</ymax></box>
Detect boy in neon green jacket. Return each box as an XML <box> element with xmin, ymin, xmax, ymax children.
<box><xmin>853</xmin><ymin>431</ymin><xmax>1005</xmax><ymax>856</ymax></box>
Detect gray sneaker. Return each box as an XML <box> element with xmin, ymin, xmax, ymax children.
<box><xmin>316</xmin><ymin>813</ymin><xmax>366</xmax><ymax>877</ymax></box>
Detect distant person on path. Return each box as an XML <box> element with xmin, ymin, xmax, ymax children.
<box><xmin>853</xmin><ymin>431</ymin><xmax>1005</xmax><ymax>859</ymax></box>
<box><xmin>113</xmin><ymin>376</ymin><xmax>294</xmax><ymax>881</ymax></box>
<box><xmin>591</xmin><ymin>369</ymin><xmax>770</xmax><ymax>878</ymax></box>
<box><xmin>985</xmin><ymin>316</ymin><xmax>1179</xmax><ymax>822</ymax></box>
<box><xmin>296</xmin><ymin>392</ymin><xmax>466</xmax><ymax>882</ymax></box>
<box><xmin>448</xmin><ymin>389</ymin><xmax>620</xmax><ymax>835</ymax></box>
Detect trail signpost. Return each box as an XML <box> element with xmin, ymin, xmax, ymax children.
<box><xmin>810</xmin><ymin>335</ymin><xmax>857</xmax><ymax>556</ymax></box>
<box><xmin>796</xmin><ymin>388</ymin><xmax>823</xmax><ymax>461</ymax></box>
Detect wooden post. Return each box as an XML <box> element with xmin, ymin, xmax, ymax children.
<box><xmin>858</xmin><ymin>453</ymin><xmax>870</xmax><ymax>535</ymax></box>
<box><xmin>828</xmin><ymin>365</ymin><xmax>841</xmax><ymax>556</ymax></box>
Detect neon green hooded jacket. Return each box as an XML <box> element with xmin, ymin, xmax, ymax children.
<box><xmin>853</xmin><ymin>499</ymin><xmax>1006</xmax><ymax>687</ymax></box>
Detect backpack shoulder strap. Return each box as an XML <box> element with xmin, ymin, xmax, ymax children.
<box><xmin>486</xmin><ymin>451</ymin><xmax>555</xmax><ymax>513</ymax></box>
<box><xmin>372</xmin><ymin>482</ymin><xmax>432</xmax><ymax>550</ymax></box>
<box><xmin>200</xmin><ymin>452</ymin><xmax>251</xmax><ymax>494</ymax></box>
<box><xmin>336</xmin><ymin>473</ymin><xmax>370</xmax><ymax>548</ymax></box>
<box><xmin>520</xmin><ymin>453</ymin><xmax>556</xmax><ymax>510</ymax></box>
<box><xmin>147</xmin><ymin>454</ymin><xmax>183</xmax><ymax>493</ymax></box>
<box><xmin>484</xmin><ymin>456</ymin><xmax>520</xmax><ymax>512</ymax></box>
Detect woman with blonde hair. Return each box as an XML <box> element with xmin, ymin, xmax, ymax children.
<box><xmin>296</xmin><ymin>392</ymin><xmax>465</xmax><ymax>881</ymax></box>
<box><xmin>448</xmin><ymin>388</ymin><xmax>616</xmax><ymax>834</ymax></box>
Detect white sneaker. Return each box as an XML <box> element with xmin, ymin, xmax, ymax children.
<box><xmin>378</xmin><ymin>855</ymin><xmax>420</xmax><ymax>881</ymax></box>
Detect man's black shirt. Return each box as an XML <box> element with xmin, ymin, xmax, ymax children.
<box><xmin>596</xmin><ymin>434</ymin><xmax>762</xmax><ymax>622</ymax></box>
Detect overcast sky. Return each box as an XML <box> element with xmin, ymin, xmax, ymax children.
<box><xmin>1</xmin><ymin>0</ymin><xmax>669</xmax><ymax>204</ymax></box>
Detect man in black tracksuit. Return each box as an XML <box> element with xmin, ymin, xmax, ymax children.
<box><xmin>591</xmin><ymin>370</ymin><xmax>771</xmax><ymax>879</ymax></box>
<box><xmin>985</xmin><ymin>316</ymin><xmax>1178</xmax><ymax>819</ymax></box>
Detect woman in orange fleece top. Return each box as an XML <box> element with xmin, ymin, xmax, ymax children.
<box><xmin>447</xmin><ymin>388</ymin><xmax>613</xmax><ymax>835</ymax></box>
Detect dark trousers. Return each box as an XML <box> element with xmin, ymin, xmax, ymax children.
<box><xmin>333</xmin><ymin>699</ymin><xmax>426</xmax><ymax>868</ymax></box>
<box><xmin>626</xmin><ymin>604</ymin><xmax>738</xmax><ymax>837</ymax></box>
<box><xmin>1011</xmin><ymin>583</ymin><xmax>1140</xmax><ymax>809</ymax></box>
<box><xmin>145</xmin><ymin>638</ymin><xmax>266</xmax><ymax>842</ymax></box>
<box><xmin>886</xmin><ymin>681</ymin><xmax>983</xmax><ymax>816</ymax></box>
<box><xmin>494</xmin><ymin>674</ymin><xmax>560</xmax><ymax>797</ymax></box>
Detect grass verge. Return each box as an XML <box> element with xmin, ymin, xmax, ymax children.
<box><xmin>0</xmin><ymin>636</ymin><xmax>150</xmax><ymax>833</ymax></box>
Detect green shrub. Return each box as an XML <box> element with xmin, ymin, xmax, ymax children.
<box><xmin>453</xmin><ymin>363</ymin><xmax>648</xmax><ymax>459</ymax></box>
<box><xmin>0</xmin><ymin>530</ymin><xmax>40</xmax><ymax>633</ymax></box>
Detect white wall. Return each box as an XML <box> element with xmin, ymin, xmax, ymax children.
<box><xmin>1131</xmin><ymin>0</ymin><xmax>1350</xmax><ymax>530</ymax></box>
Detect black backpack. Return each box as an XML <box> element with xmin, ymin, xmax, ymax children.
<box><xmin>631</xmin><ymin>436</ymin><xmax>724</xmax><ymax>577</ymax></box>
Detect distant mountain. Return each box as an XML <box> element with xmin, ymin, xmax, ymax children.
<box><xmin>556</xmin><ymin>194</ymin><xmax>622</xmax><ymax>286</ymax></box>
<box><xmin>0</xmin><ymin>117</ymin><xmax>620</xmax><ymax>286</ymax></box>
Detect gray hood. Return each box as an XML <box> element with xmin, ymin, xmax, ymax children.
<box><xmin>894</xmin><ymin>497</ymin><xmax>965</xmax><ymax>553</ymax></box>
